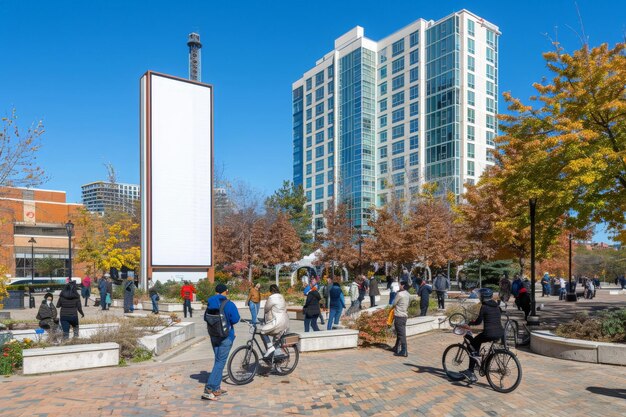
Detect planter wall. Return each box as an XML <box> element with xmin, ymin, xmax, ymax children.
<box><xmin>297</xmin><ymin>329</ymin><xmax>359</xmax><ymax>352</ymax></box>
<box><xmin>138</xmin><ymin>322</ymin><xmax>195</xmax><ymax>355</ymax></box>
<box><xmin>405</xmin><ymin>316</ymin><xmax>450</xmax><ymax>337</ymax></box>
<box><xmin>2</xmin><ymin>323</ymin><xmax>121</xmax><ymax>342</ymax></box>
<box><xmin>531</xmin><ymin>331</ymin><xmax>626</xmax><ymax>366</ymax></box>
<box><xmin>22</xmin><ymin>342</ymin><xmax>120</xmax><ymax>375</ymax></box>
<box><xmin>156</xmin><ymin>302</ymin><xmax>203</xmax><ymax>312</ymax></box>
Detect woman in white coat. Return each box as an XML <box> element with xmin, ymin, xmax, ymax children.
<box><xmin>259</xmin><ymin>284</ymin><xmax>290</xmax><ymax>358</ymax></box>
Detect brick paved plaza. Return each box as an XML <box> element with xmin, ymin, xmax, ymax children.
<box><xmin>1</xmin><ymin>328</ymin><xmax>625</xmax><ymax>417</ymax></box>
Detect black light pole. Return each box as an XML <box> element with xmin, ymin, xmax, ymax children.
<box><xmin>528</xmin><ymin>198</ymin><xmax>539</xmax><ymax>325</ymax></box>
<box><xmin>65</xmin><ymin>220</ymin><xmax>74</xmax><ymax>281</ymax></box>
<box><xmin>28</xmin><ymin>237</ymin><xmax>36</xmax><ymax>308</ymax></box>
<box><xmin>566</xmin><ymin>233</ymin><xmax>577</xmax><ymax>302</ymax></box>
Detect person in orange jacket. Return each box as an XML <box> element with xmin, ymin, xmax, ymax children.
<box><xmin>180</xmin><ymin>281</ymin><xmax>196</xmax><ymax>318</ymax></box>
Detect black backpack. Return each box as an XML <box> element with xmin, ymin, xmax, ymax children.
<box><xmin>204</xmin><ymin>299</ymin><xmax>229</xmax><ymax>338</ymax></box>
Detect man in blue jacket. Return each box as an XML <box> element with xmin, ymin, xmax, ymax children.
<box><xmin>202</xmin><ymin>284</ymin><xmax>240</xmax><ymax>401</ymax></box>
<box><xmin>327</xmin><ymin>277</ymin><xmax>346</xmax><ymax>330</ymax></box>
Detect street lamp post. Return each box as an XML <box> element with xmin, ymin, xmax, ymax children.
<box><xmin>28</xmin><ymin>237</ymin><xmax>36</xmax><ymax>309</ymax></box>
<box><xmin>527</xmin><ymin>198</ymin><xmax>540</xmax><ymax>326</ymax></box>
<box><xmin>566</xmin><ymin>233</ymin><xmax>578</xmax><ymax>302</ymax></box>
<box><xmin>65</xmin><ymin>220</ymin><xmax>74</xmax><ymax>281</ymax></box>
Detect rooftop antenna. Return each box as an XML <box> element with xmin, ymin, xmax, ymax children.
<box><xmin>187</xmin><ymin>32</ymin><xmax>202</xmax><ymax>82</ymax></box>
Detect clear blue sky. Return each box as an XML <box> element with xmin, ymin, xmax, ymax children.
<box><xmin>1</xmin><ymin>0</ymin><xmax>624</xmax><ymax>241</ymax></box>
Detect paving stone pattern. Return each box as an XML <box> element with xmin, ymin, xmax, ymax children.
<box><xmin>1</xmin><ymin>331</ymin><xmax>625</xmax><ymax>417</ymax></box>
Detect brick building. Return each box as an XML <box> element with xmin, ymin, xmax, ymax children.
<box><xmin>0</xmin><ymin>186</ymin><xmax>86</xmax><ymax>280</ymax></box>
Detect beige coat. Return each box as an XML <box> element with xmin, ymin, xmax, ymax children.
<box><xmin>259</xmin><ymin>293</ymin><xmax>290</xmax><ymax>335</ymax></box>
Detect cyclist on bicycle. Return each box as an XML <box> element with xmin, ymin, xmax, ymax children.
<box><xmin>259</xmin><ymin>284</ymin><xmax>290</xmax><ymax>359</ymax></box>
<box><xmin>460</xmin><ymin>288</ymin><xmax>504</xmax><ymax>383</ymax></box>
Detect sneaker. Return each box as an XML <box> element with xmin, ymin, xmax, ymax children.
<box><xmin>462</xmin><ymin>370</ymin><xmax>478</xmax><ymax>383</ymax></box>
<box><xmin>201</xmin><ymin>390</ymin><xmax>218</xmax><ymax>401</ymax></box>
<box><xmin>213</xmin><ymin>389</ymin><xmax>228</xmax><ymax>396</ymax></box>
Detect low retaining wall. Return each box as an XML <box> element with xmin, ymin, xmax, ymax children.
<box><xmin>22</xmin><ymin>342</ymin><xmax>119</xmax><ymax>375</ymax></box>
<box><xmin>233</xmin><ymin>300</ymin><xmax>267</xmax><ymax>309</ymax></box>
<box><xmin>297</xmin><ymin>328</ymin><xmax>359</xmax><ymax>352</ymax></box>
<box><xmin>155</xmin><ymin>302</ymin><xmax>203</xmax><ymax>313</ymax></box>
<box><xmin>531</xmin><ymin>331</ymin><xmax>626</xmax><ymax>366</ymax></box>
<box><xmin>2</xmin><ymin>323</ymin><xmax>121</xmax><ymax>342</ymax></box>
<box><xmin>0</xmin><ymin>311</ymin><xmax>10</xmax><ymax>319</ymax></box>
<box><xmin>138</xmin><ymin>322</ymin><xmax>195</xmax><ymax>355</ymax></box>
<box><xmin>405</xmin><ymin>316</ymin><xmax>450</xmax><ymax>337</ymax></box>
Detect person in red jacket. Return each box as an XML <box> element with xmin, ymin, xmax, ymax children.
<box><xmin>180</xmin><ymin>281</ymin><xmax>196</xmax><ymax>318</ymax></box>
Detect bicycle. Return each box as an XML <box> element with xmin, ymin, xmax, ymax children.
<box><xmin>442</xmin><ymin>325</ymin><xmax>523</xmax><ymax>393</ymax></box>
<box><xmin>227</xmin><ymin>319</ymin><xmax>300</xmax><ymax>385</ymax></box>
<box><xmin>446</xmin><ymin>293</ymin><xmax>479</xmax><ymax>327</ymax></box>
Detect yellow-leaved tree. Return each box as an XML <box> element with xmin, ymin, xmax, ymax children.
<box><xmin>98</xmin><ymin>220</ymin><xmax>140</xmax><ymax>272</ymax></box>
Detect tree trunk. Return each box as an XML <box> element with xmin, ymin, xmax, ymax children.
<box><xmin>518</xmin><ymin>256</ymin><xmax>525</xmax><ymax>277</ymax></box>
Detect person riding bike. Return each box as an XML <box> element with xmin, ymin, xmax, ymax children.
<box><xmin>258</xmin><ymin>284</ymin><xmax>290</xmax><ymax>359</ymax></box>
<box><xmin>459</xmin><ymin>288</ymin><xmax>504</xmax><ymax>383</ymax></box>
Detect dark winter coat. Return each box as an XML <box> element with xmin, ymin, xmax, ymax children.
<box><xmin>303</xmin><ymin>289</ymin><xmax>321</xmax><ymax>317</ymax></box>
<box><xmin>36</xmin><ymin>300</ymin><xmax>58</xmax><ymax>327</ymax></box>
<box><xmin>56</xmin><ymin>283</ymin><xmax>84</xmax><ymax>318</ymax></box>
<box><xmin>469</xmin><ymin>299</ymin><xmax>504</xmax><ymax>339</ymax></box>
<box><xmin>368</xmin><ymin>277</ymin><xmax>380</xmax><ymax>296</ymax></box>
<box><xmin>417</xmin><ymin>284</ymin><xmax>432</xmax><ymax>307</ymax></box>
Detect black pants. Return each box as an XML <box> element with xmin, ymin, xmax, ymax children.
<box><xmin>393</xmin><ymin>316</ymin><xmax>407</xmax><ymax>353</ymax></box>
<box><xmin>465</xmin><ymin>333</ymin><xmax>500</xmax><ymax>371</ymax></box>
<box><xmin>60</xmin><ymin>315</ymin><xmax>79</xmax><ymax>339</ymax></box>
<box><xmin>420</xmin><ymin>305</ymin><xmax>428</xmax><ymax>316</ymax></box>
<box><xmin>370</xmin><ymin>295</ymin><xmax>377</xmax><ymax>307</ymax></box>
<box><xmin>436</xmin><ymin>291</ymin><xmax>445</xmax><ymax>309</ymax></box>
<box><xmin>183</xmin><ymin>299</ymin><xmax>192</xmax><ymax>317</ymax></box>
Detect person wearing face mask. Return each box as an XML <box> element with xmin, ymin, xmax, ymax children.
<box><xmin>36</xmin><ymin>292</ymin><xmax>59</xmax><ymax>331</ymax></box>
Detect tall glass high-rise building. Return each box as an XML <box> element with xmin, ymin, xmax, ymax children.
<box><xmin>293</xmin><ymin>10</ymin><xmax>499</xmax><ymax>231</ymax></box>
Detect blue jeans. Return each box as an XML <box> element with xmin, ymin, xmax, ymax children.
<box><xmin>183</xmin><ymin>299</ymin><xmax>192</xmax><ymax>317</ymax></box>
<box><xmin>205</xmin><ymin>337</ymin><xmax>233</xmax><ymax>392</ymax></box>
<box><xmin>304</xmin><ymin>315</ymin><xmax>320</xmax><ymax>332</ymax></box>
<box><xmin>327</xmin><ymin>308</ymin><xmax>342</xmax><ymax>330</ymax></box>
<box><xmin>249</xmin><ymin>301</ymin><xmax>259</xmax><ymax>325</ymax></box>
<box><xmin>60</xmin><ymin>315</ymin><xmax>79</xmax><ymax>339</ymax></box>
<box><xmin>151</xmin><ymin>294</ymin><xmax>159</xmax><ymax>313</ymax></box>
<box><xmin>100</xmin><ymin>292</ymin><xmax>107</xmax><ymax>310</ymax></box>
<box><xmin>389</xmin><ymin>292</ymin><xmax>397</xmax><ymax>305</ymax></box>
<box><xmin>559</xmin><ymin>288</ymin><xmax>567</xmax><ymax>300</ymax></box>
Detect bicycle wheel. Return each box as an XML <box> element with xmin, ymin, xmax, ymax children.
<box><xmin>485</xmin><ymin>349</ymin><xmax>522</xmax><ymax>393</ymax></box>
<box><xmin>448</xmin><ymin>313</ymin><xmax>466</xmax><ymax>326</ymax></box>
<box><xmin>227</xmin><ymin>345</ymin><xmax>259</xmax><ymax>385</ymax></box>
<box><xmin>442</xmin><ymin>343</ymin><xmax>471</xmax><ymax>381</ymax></box>
<box><xmin>274</xmin><ymin>345</ymin><xmax>299</xmax><ymax>376</ymax></box>
<box><xmin>504</xmin><ymin>320</ymin><xmax>519</xmax><ymax>350</ymax></box>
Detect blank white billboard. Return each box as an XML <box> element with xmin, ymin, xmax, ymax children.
<box><xmin>142</xmin><ymin>72</ymin><xmax>213</xmax><ymax>269</ymax></box>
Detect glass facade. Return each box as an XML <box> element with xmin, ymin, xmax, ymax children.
<box><xmin>339</xmin><ymin>48</ymin><xmax>376</xmax><ymax>228</ymax></box>
<box><xmin>292</xmin><ymin>86</ymin><xmax>304</xmax><ymax>186</ymax></box>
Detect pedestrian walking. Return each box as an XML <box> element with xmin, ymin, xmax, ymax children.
<box><xmin>202</xmin><ymin>284</ymin><xmax>240</xmax><ymax>401</ymax></box>
<box><xmin>499</xmin><ymin>275</ymin><xmax>511</xmax><ymax>303</ymax></box>
<box><xmin>148</xmin><ymin>278</ymin><xmax>159</xmax><ymax>314</ymax></box>
<box><xmin>389</xmin><ymin>277</ymin><xmax>399</xmax><ymax>305</ymax></box>
<box><xmin>558</xmin><ymin>277</ymin><xmax>567</xmax><ymax>300</ymax></box>
<box><xmin>347</xmin><ymin>279</ymin><xmax>360</xmax><ymax>315</ymax></box>
<box><xmin>417</xmin><ymin>278</ymin><xmax>432</xmax><ymax>316</ymax></box>
<box><xmin>357</xmin><ymin>275</ymin><xmax>367</xmax><ymax>309</ymax></box>
<box><xmin>327</xmin><ymin>277</ymin><xmax>345</xmax><ymax>330</ymax></box>
<box><xmin>123</xmin><ymin>276</ymin><xmax>136</xmax><ymax>313</ymax></box>
<box><xmin>433</xmin><ymin>272</ymin><xmax>450</xmax><ymax>310</ymax></box>
<box><xmin>246</xmin><ymin>283</ymin><xmax>261</xmax><ymax>325</ymax></box>
<box><xmin>180</xmin><ymin>281</ymin><xmax>196</xmax><ymax>318</ymax></box>
<box><xmin>303</xmin><ymin>283</ymin><xmax>321</xmax><ymax>332</ymax></box>
<box><xmin>541</xmin><ymin>273</ymin><xmax>551</xmax><ymax>297</ymax></box>
<box><xmin>391</xmin><ymin>282</ymin><xmax>410</xmax><ymax>357</ymax></box>
<box><xmin>106</xmin><ymin>276</ymin><xmax>113</xmax><ymax>310</ymax></box>
<box><xmin>81</xmin><ymin>276</ymin><xmax>91</xmax><ymax>307</ymax></box>
<box><xmin>368</xmin><ymin>275</ymin><xmax>380</xmax><ymax>307</ymax></box>
<box><xmin>98</xmin><ymin>275</ymin><xmax>108</xmax><ymax>311</ymax></box>
<box><xmin>56</xmin><ymin>281</ymin><xmax>84</xmax><ymax>338</ymax></box>
<box><xmin>36</xmin><ymin>292</ymin><xmax>58</xmax><ymax>331</ymax></box>
<box><xmin>511</xmin><ymin>275</ymin><xmax>522</xmax><ymax>309</ymax></box>
<box><xmin>515</xmin><ymin>286</ymin><xmax>531</xmax><ymax>320</ymax></box>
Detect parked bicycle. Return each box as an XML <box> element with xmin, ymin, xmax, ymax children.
<box><xmin>442</xmin><ymin>325</ymin><xmax>523</xmax><ymax>393</ymax></box>
<box><xmin>227</xmin><ymin>318</ymin><xmax>300</xmax><ymax>385</ymax></box>
<box><xmin>499</xmin><ymin>302</ymin><xmax>531</xmax><ymax>348</ymax></box>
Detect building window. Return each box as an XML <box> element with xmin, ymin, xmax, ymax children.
<box><xmin>306</xmin><ymin>108</ymin><xmax>312</xmax><ymax>120</ymax></box>
<box><xmin>487</xmin><ymin>131</ymin><xmax>495</xmax><ymax>146</ymax></box>
<box><xmin>380</xmin><ymin>47</ymin><xmax>388</xmax><ymax>63</ymax></box>
<box><xmin>379</xmin><ymin>161</ymin><xmax>388</xmax><ymax>174</ymax></box>
<box><xmin>306</xmin><ymin>122</ymin><xmax>312</xmax><ymax>134</ymax></box>
<box><xmin>410</xmin><ymin>102</ymin><xmax>419</xmax><ymax>116</ymax></box>
<box><xmin>467</xmin><ymin>160</ymin><xmax>475</xmax><ymax>176</ymax></box>
<box><xmin>410</xmin><ymin>85</ymin><xmax>419</xmax><ymax>100</ymax></box>
<box><xmin>327</xmin><ymin>112</ymin><xmax>334</xmax><ymax>125</ymax></box>
<box><xmin>316</xmin><ymin>146</ymin><xmax>324</xmax><ymax>158</ymax></box>
<box><xmin>392</xmin><ymin>57</ymin><xmax>404</xmax><ymax>74</ymax></box>
<box><xmin>328</xmin><ymin>126</ymin><xmax>334</xmax><ymax>139</ymax></box>
<box><xmin>392</xmin><ymin>156</ymin><xmax>405</xmax><ymax>171</ymax></box>
<box><xmin>392</xmin><ymin>125</ymin><xmax>404</xmax><ymax>139</ymax></box>
<box><xmin>327</xmin><ymin>140</ymin><xmax>334</xmax><ymax>153</ymax></box>
<box><xmin>486</xmin><ymin>48</ymin><xmax>495</xmax><ymax>64</ymax></box>
<box><xmin>409</xmin><ymin>152</ymin><xmax>419</xmax><ymax>166</ymax></box>
<box><xmin>306</xmin><ymin>136</ymin><xmax>312</xmax><ymax>148</ymax></box>
<box><xmin>328</xmin><ymin>96</ymin><xmax>334</xmax><ymax>109</ymax></box>
<box><xmin>468</xmin><ymin>90</ymin><xmax>475</xmax><ymax>106</ymax></box>
<box><xmin>392</xmin><ymin>140</ymin><xmax>405</xmax><ymax>155</ymax></box>
<box><xmin>487</xmin><ymin>30</ymin><xmax>496</xmax><ymax>48</ymax></box>
<box><xmin>315</xmin><ymin>87</ymin><xmax>324</xmax><ymax>101</ymax></box>
<box><xmin>486</xmin><ymin>148</ymin><xmax>495</xmax><ymax>162</ymax></box>
<box><xmin>486</xmin><ymin>114</ymin><xmax>495</xmax><ymax>130</ymax></box>
<box><xmin>315</xmin><ymin>173</ymin><xmax>324</xmax><ymax>186</ymax></box>
<box><xmin>468</xmin><ymin>38</ymin><xmax>475</xmax><ymax>55</ymax></box>
<box><xmin>315</xmin><ymin>117</ymin><xmax>324</xmax><ymax>130</ymax></box>
<box><xmin>327</xmin><ymin>184</ymin><xmax>334</xmax><ymax>197</ymax></box>
<box><xmin>392</xmin><ymin>108</ymin><xmax>404</xmax><ymax>123</ymax></box>
<box><xmin>379</xmin><ymin>130</ymin><xmax>388</xmax><ymax>143</ymax></box>
<box><xmin>392</xmin><ymin>74</ymin><xmax>404</xmax><ymax>91</ymax></box>
<box><xmin>392</xmin><ymin>39</ymin><xmax>404</xmax><ymax>57</ymax></box>
<box><xmin>306</xmin><ymin>191</ymin><xmax>312</xmax><ymax>202</ymax></box>
<box><xmin>467</xmin><ymin>108</ymin><xmax>475</xmax><ymax>124</ymax></box>
<box><xmin>486</xmin><ymin>97</ymin><xmax>495</xmax><ymax>113</ymax></box>
<box><xmin>306</xmin><ymin>93</ymin><xmax>312</xmax><ymax>106</ymax></box>
<box><xmin>328</xmin><ymin>64</ymin><xmax>334</xmax><ymax>78</ymax></box>
<box><xmin>306</xmin><ymin>78</ymin><xmax>312</xmax><ymax>91</ymax></box>
<box><xmin>410</xmin><ymin>30</ymin><xmax>419</xmax><ymax>47</ymax></box>
<box><xmin>328</xmin><ymin>155</ymin><xmax>334</xmax><ymax>167</ymax></box>
<box><xmin>315</xmin><ymin>71</ymin><xmax>324</xmax><ymax>86</ymax></box>
<box><xmin>316</xmin><ymin>160</ymin><xmax>324</xmax><ymax>172</ymax></box>
<box><xmin>409</xmin><ymin>135</ymin><xmax>419</xmax><ymax>149</ymax></box>
<box><xmin>468</xmin><ymin>73</ymin><xmax>475</xmax><ymax>89</ymax></box>
<box><xmin>486</xmin><ymin>81</ymin><xmax>495</xmax><ymax>97</ymax></box>
<box><xmin>467</xmin><ymin>143</ymin><xmax>475</xmax><ymax>158</ymax></box>
<box><xmin>306</xmin><ymin>150</ymin><xmax>312</xmax><ymax>162</ymax></box>
<box><xmin>379</xmin><ymin>115</ymin><xmax>388</xmax><ymax>128</ymax></box>
<box><xmin>409</xmin><ymin>119</ymin><xmax>418</xmax><ymax>133</ymax></box>
<box><xmin>327</xmin><ymin>80</ymin><xmax>334</xmax><ymax>94</ymax></box>
<box><xmin>392</xmin><ymin>172</ymin><xmax>404</xmax><ymax>186</ymax></box>
<box><xmin>380</xmin><ymin>81</ymin><xmax>388</xmax><ymax>96</ymax></box>
<box><xmin>380</xmin><ymin>99</ymin><xmax>388</xmax><ymax>113</ymax></box>
<box><xmin>468</xmin><ymin>56</ymin><xmax>475</xmax><ymax>72</ymax></box>
<box><xmin>315</xmin><ymin>202</ymin><xmax>324</xmax><ymax>215</ymax></box>
<box><xmin>315</xmin><ymin>187</ymin><xmax>324</xmax><ymax>200</ymax></box>
<box><xmin>467</xmin><ymin>19</ymin><xmax>475</xmax><ymax>36</ymax></box>
<box><xmin>327</xmin><ymin>171</ymin><xmax>334</xmax><ymax>183</ymax></box>
<box><xmin>409</xmin><ymin>67</ymin><xmax>419</xmax><ymax>83</ymax></box>
<box><xmin>315</xmin><ymin>102</ymin><xmax>324</xmax><ymax>116</ymax></box>
<box><xmin>486</xmin><ymin>64</ymin><xmax>495</xmax><ymax>81</ymax></box>
<box><xmin>380</xmin><ymin>66</ymin><xmax>387</xmax><ymax>79</ymax></box>
<box><xmin>467</xmin><ymin>125</ymin><xmax>475</xmax><ymax>141</ymax></box>
<box><xmin>379</xmin><ymin>146</ymin><xmax>388</xmax><ymax>159</ymax></box>
<box><xmin>306</xmin><ymin>164</ymin><xmax>312</xmax><ymax>175</ymax></box>
<box><xmin>409</xmin><ymin>49</ymin><xmax>419</xmax><ymax>65</ymax></box>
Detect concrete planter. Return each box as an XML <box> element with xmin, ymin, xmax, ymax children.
<box><xmin>2</xmin><ymin>323</ymin><xmax>121</xmax><ymax>342</ymax></box>
<box><xmin>157</xmin><ymin>302</ymin><xmax>203</xmax><ymax>312</ymax></box>
<box><xmin>405</xmin><ymin>316</ymin><xmax>450</xmax><ymax>337</ymax></box>
<box><xmin>297</xmin><ymin>328</ymin><xmax>359</xmax><ymax>352</ymax></box>
<box><xmin>233</xmin><ymin>300</ymin><xmax>266</xmax><ymax>310</ymax></box>
<box><xmin>22</xmin><ymin>342</ymin><xmax>119</xmax><ymax>375</ymax></box>
<box><xmin>138</xmin><ymin>322</ymin><xmax>195</xmax><ymax>355</ymax></box>
<box><xmin>531</xmin><ymin>331</ymin><xmax>626</xmax><ymax>366</ymax></box>
<box><xmin>110</xmin><ymin>299</ymin><xmax>143</xmax><ymax>310</ymax></box>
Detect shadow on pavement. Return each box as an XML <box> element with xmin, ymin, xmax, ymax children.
<box><xmin>189</xmin><ymin>371</ymin><xmax>210</xmax><ymax>384</ymax></box>
<box><xmin>403</xmin><ymin>363</ymin><xmax>491</xmax><ymax>390</ymax></box>
<box><xmin>586</xmin><ymin>387</ymin><xmax>626</xmax><ymax>400</ymax></box>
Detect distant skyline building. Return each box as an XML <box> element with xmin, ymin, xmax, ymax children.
<box><xmin>187</xmin><ymin>32</ymin><xmax>202</xmax><ymax>82</ymax></box>
<box><xmin>292</xmin><ymin>10</ymin><xmax>500</xmax><ymax>230</ymax></box>
<box><xmin>81</xmin><ymin>181</ymin><xmax>139</xmax><ymax>214</ymax></box>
